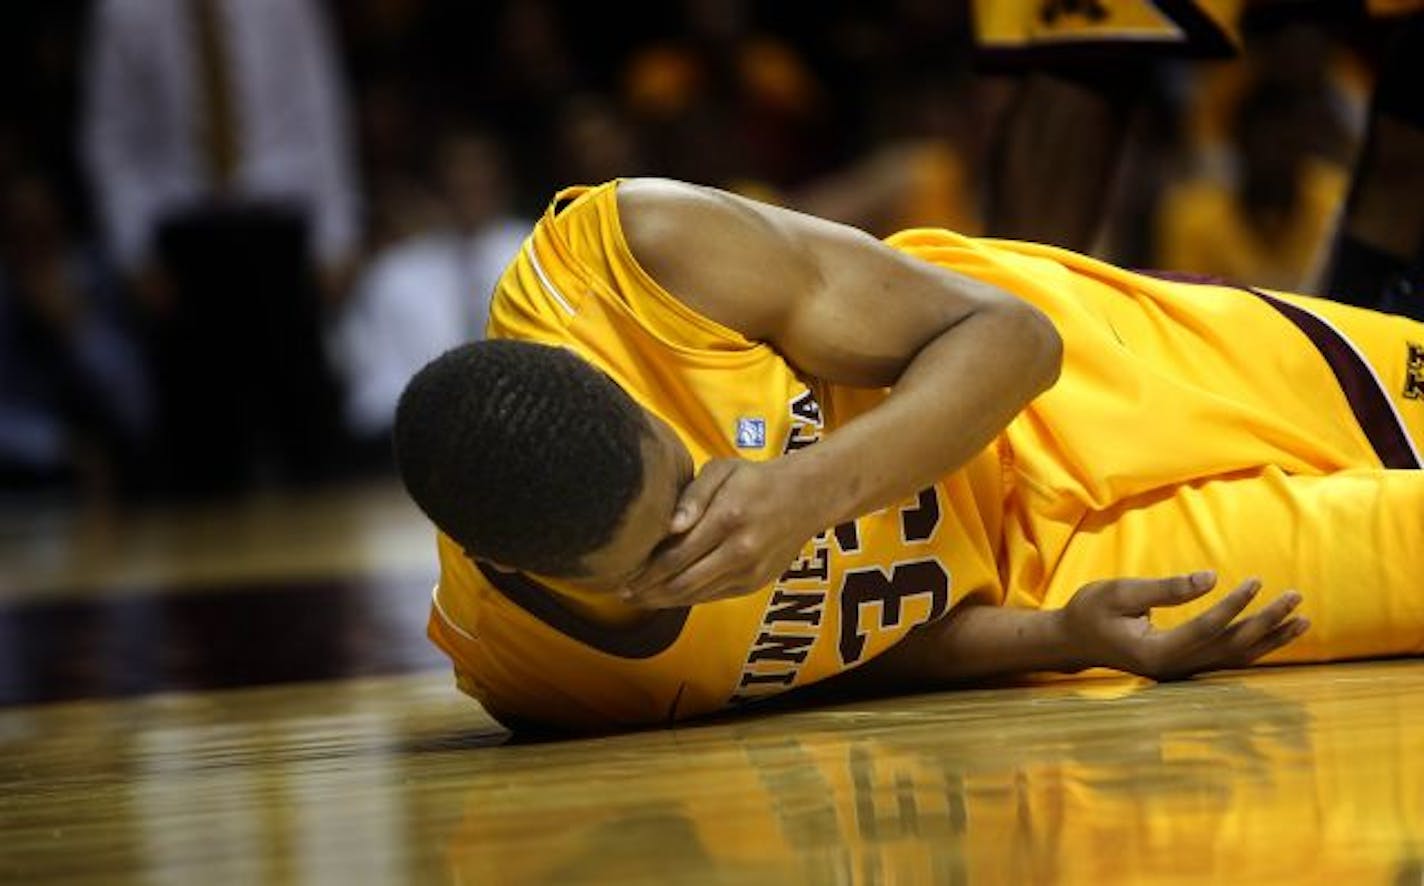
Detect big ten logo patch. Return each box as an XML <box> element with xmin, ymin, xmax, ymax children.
<box><xmin>735</xmin><ymin>417</ymin><xmax>766</xmax><ymax>449</ymax></box>
<box><xmin>1406</xmin><ymin>343</ymin><xmax>1424</xmax><ymax>400</ymax></box>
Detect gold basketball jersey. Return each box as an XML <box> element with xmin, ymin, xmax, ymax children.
<box><xmin>428</xmin><ymin>183</ymin><xmax>1007</xmax><ymax>731</ymax></box>
<box><xmin>886</xmin><ymin>228</ymin><xmax>1424</xmax><ymax>606</ymax></box>
<box><xmin>972</xmin><ymin>0</ymin><xmax>1244</xmax><ymax>58</ymax></box>
<box><xmin>429</xmin><ymin>182</ymin><xmax>1424</xmax><ymax>732</ymax></box>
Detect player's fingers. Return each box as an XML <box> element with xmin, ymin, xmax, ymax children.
<box><xmin>625</xmin><ymin>526</ymin><xmax>724</xmax><ymax>599</ymax></box>
<box><xmin>628</xmin><ymin>474</ymin><xmax>741</xmax><ymax>593</ymax></box>
<box><xmin>1100</xmin><ymin>571</ymin><xmax>1217</xmax><ymax>616</ymax></box>
<box><xmin>667</xmin><ymin>459</ymin><xmax>739</xmax><ymax>534</ymax></box>
<box><xmin>1156</xmin><ymin>577</ymin><xmax>1261</xmax><ymax>652</ymax></box>
<box><xmin>630</xmin><ymin>549</ymin><xmax>738</xmax><ymax>608</ymax></box>
<box><xmin>1231</xmin><ymin>615</ymin><xmax>1311</xmax><ymax>668</ymax></box>
<box><xmin>1220</xmin><ymin>589</ymin><xmax>1303</xmax><ymax>650</ymax></box>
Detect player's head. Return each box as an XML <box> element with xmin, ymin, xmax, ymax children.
<box><xmin>393</xmin><ymin>340</ymin><xmax>693</xmax><ymax>584</ymax></box>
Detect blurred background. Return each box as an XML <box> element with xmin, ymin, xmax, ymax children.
<box><xmin>0</xmin><ymin>0</ymin><xmax>1417</xmax><ymax>514</ymax></box>
<box><xmin>5</xmin><ymin>7</ymin><xmax>1424</xmax><ymax>880</ymax></box>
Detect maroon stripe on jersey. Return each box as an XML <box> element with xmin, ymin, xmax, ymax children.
<box><xmin>478</xmin><ymin>563</ymin><xmax>689</xmax><ymax>658</ymax></box>
<box><xmin>1137</xmin><ymin>269</ymin><xmax>1421</xmax><ymax>470</ymax></box>
<box><xmin>1252</xmin><ymin>291</ymin><xmax>1421</xmax><ymax>469</ymax></box>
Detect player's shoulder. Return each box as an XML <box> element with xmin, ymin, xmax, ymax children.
<box><xmin>615</xmin><ymin>177</ymin><xmax>794</xmax><ymax>269</ymax></box>
<box><xmin>616</xmin><ymin>177</ymin><xmax>724</xmax><ymax>211</ymax></box>
<box><xmin>613</xmin><ymin>178</ymin><xmax>808</xmax><ymax>341</ymax></box>
<box><xmin>615</xmin><ymin>178</ymin><xmax>750</xmax><ymax>248</ymax></box>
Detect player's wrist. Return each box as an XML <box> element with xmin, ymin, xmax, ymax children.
<box><xmin>1042</xmin><ymin>606</ymin><xmax>1094</xmax><ymax>674</ymax></box>
<box><xmin>773</xmin><ymin>444</ymin><xmax>859</xmax><ymax>535</ymax></box>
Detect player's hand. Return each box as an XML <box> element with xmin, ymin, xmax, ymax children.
<box><xmin>621</xmin><ymin>458</ymin><xmax>822</xmax><ymax>609</ymax></box>
<box><xmin>1056</xmin><ymin>571</ymin><xmax>1310</xmax><ymax>680</ymax></box>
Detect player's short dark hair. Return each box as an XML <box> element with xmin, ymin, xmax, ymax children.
<box><xmin>393</xmin><ymin>340</ymin><xmax>651</xmax><ymax>576</ymax></box>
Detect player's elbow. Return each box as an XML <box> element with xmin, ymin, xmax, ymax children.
<box><xmin>1034</xmin><ymin>306</ymin><xmax>1064</xmax><ymax>392</ymax></box>
<box><xmin>1003</xmin><ymin>299</ymin><xmax>1062</xmax><ymax>396</ymax></box>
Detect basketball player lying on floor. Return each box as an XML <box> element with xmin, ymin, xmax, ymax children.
<box><xmin>394</xmin><ymin>178</ymin><xmax>1424</xmax><ymax>733</ymax></box>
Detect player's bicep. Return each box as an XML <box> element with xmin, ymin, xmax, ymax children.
<box><xmin>771</xmin><ymin>220</ymin><xmax>1019</xmax><ymax>387</ymax></box>
<box><xmin>619</xmin><ymin>178</ymin><xmax>1023</xmax><ymax>388</ymax></box>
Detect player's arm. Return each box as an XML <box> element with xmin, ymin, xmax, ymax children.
<box><xmin>838</xmin><ymin>573</ymin><xmax>1310</xmax><ymax>691</ymax></box>
<box><xmin>618</xmin><ymin>178</ymin><xmax>1061</xmax><ymax>607</ymax></box>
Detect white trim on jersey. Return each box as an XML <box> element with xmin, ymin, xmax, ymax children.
<box><xmin>431</xmin><ymin>585</ymin><xmax>477</xmax><ymax>643</ymax></box>
<box><xmin>525</xmin><ymin>241</ymin><xmax>576</xmax><ymax>316</ymax></box>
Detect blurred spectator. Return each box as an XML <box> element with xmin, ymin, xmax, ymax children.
<box><xmin>553</xmin><ymin>96</ymin><xmax>648</xmax><ymax>187</ymax></box>
<box><xmin>81</xmin><ymin>0</ymin><xmax>361</xmax><ymax>498</ymax></box>
<box><xmin>488</xmin><ymin>0</ymin><xmax>582</xmax><ymax>116</ymax></box>
<box><xmin>792</xmin><ymin>71</ymin><xmax>985</xmax><ymax>237</ymax></box>
<box><xmin>792</xmin><ymin>138</ymin><xmax>979</xmax><ymax>238</ymax></box>
<box><xmin>1156</xmin><ymin>79</ymin><xmax>1351</xmax><ymax>291</ymax></box>
<box><xmin>331</xmin><ymin>130</ymin><xmax>531</xmax><ymax>457</ymax></box>
<box><xmin>0</xmin><ymin>175</ymin><xmax>151</xmax><ymax>497</ymax></box>
<box><xmin>1181</xmin><ymin>23</ymin><xmax>1363</xmax><ymax>186</ymax></box>
<box><xmin>357</xmin><ymin>77</ymin><xmax>438</xmax><ymax>227</ymax></box>
<box><xmin>481</xmin><ymin>0</ymin><xmax>590</xmax><ymax>209</ymax></box>
<box><xmin>621</xmin><ymin>0</ymin><xmax>826</xmax><ymax>190</ymax></box>
<box><xmin>0</xmin><ymin>0</ymin><xmax>1402</xmax><ymax>510</ymax></box>
<box><xmin>0</xmin><ymin>4</ymin><xmax>91</xmax><ymax>229</ymax></box>
<box><xmin>1325</xmin><ymin>12</ymin><xmax>1424</xmax><ymax>315</ymax></box>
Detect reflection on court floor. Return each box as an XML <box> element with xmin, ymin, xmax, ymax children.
<box><xmin>1</xmin><ymin>484</ymin><xmax>1421</xmax><ymax>882</ymax></box>
<box><xmin>4</xmin><ymin>663</ymin><xmax>1423</xmax><ymax>882</ymax></box>
<box><xmin>447</xmin><ymin>666</ymin><xmax>1424</xmax><ymax>884</ymax></box>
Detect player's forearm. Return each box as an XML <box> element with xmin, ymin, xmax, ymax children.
<box><xmin>862</xmin><ymin>601</ymin><xmax>1087</xmax><ymax>688</ymax></box>
<box><xmin>785</xmin><ymin>298</ymin><xmax>1060</xmax><ymax>528</ymax></box>
<box><xmin>866</xmin><ymin>574</ymin><xmax>1309</xmax><ymax>689</ymax></box>
<box><xmin>927</xmin><ymin>603</ymin><xmax>1087</xmax><ymax>680</ymax></box>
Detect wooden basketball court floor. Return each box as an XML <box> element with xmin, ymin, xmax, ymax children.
<box><xmin>3</xmin><ymin>481</ymin><xmax>1423</xmax><ymax>884</ymax></box>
